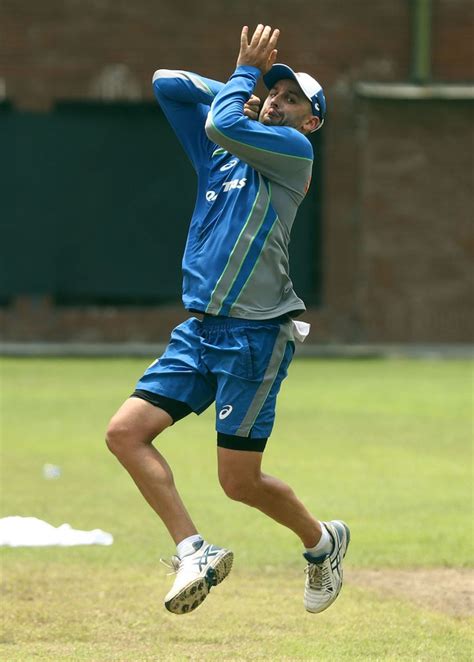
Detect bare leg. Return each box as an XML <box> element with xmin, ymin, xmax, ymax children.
<box><xmin>217</xmin><ymin>447</ymin><xmax>321</xmax><ymax>548</ymax></box>
<box><xmin>106</xmin><ymin>398</ymin><xmax>197</xmax><ymax>544</ymax></box>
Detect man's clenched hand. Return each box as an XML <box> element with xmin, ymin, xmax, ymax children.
<box><xmin>243</xmin><ymin>94</ymin><xmax>262</xmax><ymax>120</ymax></box>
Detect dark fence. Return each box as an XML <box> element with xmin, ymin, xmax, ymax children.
<box><xmin>1</xmin><ymin>101</ymin><xmax>322</xmax><ymax>306</ymax></box>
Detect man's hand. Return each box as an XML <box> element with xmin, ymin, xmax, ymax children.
<box><xmin>237</xmin><ymin>24</ymin><xmax>280</xmax><ymax>75</ymax></box>
<box><xmin>243</xmin><ymin>94</ymin><xmax>261</xmax><ymax>120</ymax></box>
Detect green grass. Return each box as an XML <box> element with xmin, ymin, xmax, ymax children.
<box><xmin>1</xmin><ymin>357</ymin><xmax>472</xmax><ymax>660</ymax></box>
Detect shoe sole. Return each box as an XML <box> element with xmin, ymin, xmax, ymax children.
<box><xmin>164</xmin><ymin>549</ymin><xmax>234</xmax><ymax>615</ymax></box>
<box><xmin>305</xmin><ymin>520</ymin><xmax>350</xmax><ymax>614</ymax></box>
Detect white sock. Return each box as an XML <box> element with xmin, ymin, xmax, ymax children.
<box><xmin>176</xmin><ymin>534</ymin><xmax>203</xmax><ymax>558</ymax></box>
<box><xmin>305</xmin><ymin>523</ymin><xmax>333</xmax><ymax>558</ymax></box>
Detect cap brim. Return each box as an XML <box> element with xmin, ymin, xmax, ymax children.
<box><xmin>263</xmin><ymin>64</ymin><xmax>299</xmax><ymax>92</ymax></box>
<box><xmin>263</xmin><ymin>64</ymin><xmax>317</xmax><ymax>115</ymax></box>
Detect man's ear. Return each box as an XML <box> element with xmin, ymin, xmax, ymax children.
<box><xmin>303</xmin><ymin>116</ymin><xmax>320</xmax><ymax>134</ymax></box>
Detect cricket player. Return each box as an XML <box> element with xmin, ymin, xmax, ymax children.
<box><xmin>106</xmin><ymin>24</ymin><xmax>350</xmax><ymax>615</ymax></box>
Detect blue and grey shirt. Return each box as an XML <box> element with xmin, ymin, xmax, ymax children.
<box><xmin>152</xmin><ymin>65</ymin><xmax>314</xmax><ymax>320</ymax></box>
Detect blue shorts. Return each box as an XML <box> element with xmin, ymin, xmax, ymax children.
<box><xmin>133</xmin><ymin>315</ymin><xmax>295</xmax><ymax>451</ymax></box>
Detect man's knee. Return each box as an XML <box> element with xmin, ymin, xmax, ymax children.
<box><xmin>219</xmin><ymin>472</ymin><xmax>260</xmax><ymax>505</ymax></box>
<box><xmin>105</xmin><ymin>417</ymin><xmax>136</xmax><ymax>456</ymax></box>
<box><xmin>105</xmin><ymin>398</ymin><xmax>172</xmax><ymax>456</ymax></box>
<box><xmin>105</xmin><ymin>416</ymin><xmax>163</xmax><ymax>457</ymax></box>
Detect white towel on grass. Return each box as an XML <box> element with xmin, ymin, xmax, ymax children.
<box><xmin>0</xmin><ymin>516</ymin><xmax>113</xmax><ymax>547</ymax></box>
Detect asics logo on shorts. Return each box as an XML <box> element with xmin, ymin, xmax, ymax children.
<box><xmin>219</xmin><ymin>404</ymin><xmax>233</xmax><ymax>420</ymax></box>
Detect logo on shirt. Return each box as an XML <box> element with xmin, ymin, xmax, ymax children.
<box><xmin>222</xmin><ymin>178</ymin><xmax>247</xmax><ymax>192</ymax></box>
<box><xmin>220</xmin><ymin>159</ymin><xmax>238</xmax><ymax>172</ymax></box>
<box><xmin>219</xmin><ymin>404</ymin><xmax>233</xmax><ymax>420</ymax></box>
<box><xmin>206</xmin><ymin>178</ymin><xmax>247</xmax><ymax>202</ymax></box>
<box><xmin>206</xmin><ymin>190</ymin><xmax>218</xmax><ymax>202</ymax></box>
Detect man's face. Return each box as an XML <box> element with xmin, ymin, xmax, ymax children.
<box><xmin>259</xmin><ymin>78</ymin><xmax>317</xmax><ymax>134</ymax></box>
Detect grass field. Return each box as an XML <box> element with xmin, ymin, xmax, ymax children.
<box><xmin>0</xmin><ymin>356</ymin><xmax>472</xmax><ymax>660</ymax></box>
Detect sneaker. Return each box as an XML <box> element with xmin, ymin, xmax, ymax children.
<box><xmin>162</xmin><ymin>540</ymin><xmax>233</xmax><ymax>614</ymax></box>
<box><xmin>303</xmin><ymin>520</ymin><xmax>350</xmax><ymax>613</ymax></box>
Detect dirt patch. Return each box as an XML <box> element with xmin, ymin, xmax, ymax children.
<box><xmin>348</xmin><ymin>568</ymin><xmax>473</xmax><ymax>617</ymax></box>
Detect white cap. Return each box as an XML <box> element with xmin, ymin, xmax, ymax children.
<box><xmin>263</xmin><ymin>63</ymin><xmax>326</xmax><ymax>131</ymax></box>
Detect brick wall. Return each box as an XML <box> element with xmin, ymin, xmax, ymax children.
<box><xmin>432</xmin><ymin>0</ymin><xmax>474</xmax><ymax>81</ymax></box>
<box><xmin>1</xmin><ymin>0</ymin><xmax>472</xmax><ymax>342</ymax></box>
<box><xmin>2</xmin><ymin>0</ymin><xmax>415</xmax><ymax>110</ymax></box>
<box><xmin>355</xmin><ymin>98</ymin><xmax>473</xmax><ymax>342</ymax></box>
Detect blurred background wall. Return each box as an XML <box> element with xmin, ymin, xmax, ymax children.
<box><xmin>0</xmin><ymin>0</ymin><xmax>473</xmax><ymax>343</ymax></box>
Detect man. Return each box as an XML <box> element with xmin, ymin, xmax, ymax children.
<box><xmin>106</xmin><ymin>24</ymin><xmax>350</xmax><ymax>615</ymax></box>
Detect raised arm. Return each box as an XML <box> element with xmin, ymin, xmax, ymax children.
<box><xmin>204</xmin><ymin>26</ymin><xmax>313</xmax><ymax>194</ymax></box>
<box><xmin>152</xmin><ymin>70</ymin><xmax>225</xmax><ymax>170</ymax></box>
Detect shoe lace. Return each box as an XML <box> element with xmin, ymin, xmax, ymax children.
<box><xmin>159</xmin><ymin>555</ymin><xmax>180</xmax><ymax>575</ymax></box>
<box><xmin>305</xmin><ymin>560</ymin><xmax>333</xmax><ymax>592</ymax></box>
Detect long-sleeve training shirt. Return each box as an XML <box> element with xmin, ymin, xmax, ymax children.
<box><xmin>152</xmin><ymin>65</ymin><xmax>314</xmax><ymax>320</ymax></box>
